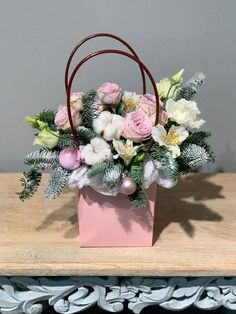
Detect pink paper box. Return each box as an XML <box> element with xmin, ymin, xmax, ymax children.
<box><xmin>77</xmin><ymin>184</ymin><xmax>156</xmax><ymax>247</ymax></box>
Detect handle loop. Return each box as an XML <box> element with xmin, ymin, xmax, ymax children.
<box><xmin>65</xmin><ymin>33</ymin><xmax>146</xmax><ymax>94</ymax></box>
<box><xmin>66</xmin><ymin>49</ymin><xmax>160</xmax><ymax>147</ymax></box>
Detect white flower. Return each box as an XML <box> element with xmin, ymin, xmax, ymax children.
<box><xmin>113</xmin><ymin>139</ymin><xmax>140</xmax><ymax>166</ymax></box>
<box><xmin>122</xmin><ymin>91</ymin><xmax>141</xmax><ymax>112</ymax></box>
<box><xmin>93</xmin><ymin>111</ymin><xmax>124</xmax><ymax>141</ymax></box>
<box><xmin>143</xmin><ymin>156</ymin><xmax>177</xmax><ymax>189</ymax></box>
<box><xmin>166</xmin><ymin>98</ymin><xmax>205</xmax><ymax>129</ymax></box>
<box><xmin>152</xmin><ymin>125</ymin><xmax>189</xmax><ymax>158</ymax></box>
<box><xmin>68</xmin><ymin>165</ymin><xmax>90</xmax><ymax>189</ymax></box>
<box><xmin>81</xmin><ymin>137</ymin><xmax>112</xmax><ymax>165</ymax></box>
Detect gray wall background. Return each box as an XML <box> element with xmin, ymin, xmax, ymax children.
<box><xmin>0</xmin><ymin>0</ymin><xmax>235</xmax><ymax>172</ymax></box>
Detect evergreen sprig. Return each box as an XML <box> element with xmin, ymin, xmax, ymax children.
<box><xmin>181</xmin><ymin>144</ymin><xmax>211</xmax><ymax>168</ymax></box>
<box><xmin>175</xmin><ymin>72</ymin><xmax>206</xmax><ymax>101</ymax></box>
<box><xmin>18</xmin><ymin>170</ymin><xmax>42</xmax><ymax>201</ymax></box>
<box><xmin>86</xmin><ymin>161</ymin><xmax>112</xmax><ymax>178</ymax></box>
<box><xmin>44</xmin><ymin>167</ymin><xmax>70</xmax><ymax>199</ymax></box>
<box><xmin>24</xmin><ymin>150</ymin><xmax>59</xmax><ymax>169</ymax></box>
<box><xmin>81</xmin><ymin>90</ymin><xmax>99</xmax><ymax>128</ymax></box>
<box><xmin>76</xmin><ymin>126</ymin><xmax>97</xmax><ymax>143</ymax></box>
<box><xmin>129</xmin><ymin>163</ymin><xmax>144</xmax><ymax>186</ymax></box>
<box><xmin>128</xmin><ymin>188</ymin><xmax>147</xmax><ymax>208</ymax></box>
<box><xmin>38</xmin><ymin>110</ymin><xmax>56</xmax><ymax>130</ymax></box>
<box><xmin>103</xmin><ymin>164</ymin><xmax>123</xmax><ymax>188</ymax></box>
<box><xmin>181</xmin><ymin>131</ymin><xmax>211</xmax><ymax>147</ymax></box>
<box><xmin>57</xmin><ymin>133</ymin><xmax>76</xmax><ymax>148</ymax></box>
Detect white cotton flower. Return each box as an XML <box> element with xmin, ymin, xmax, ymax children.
<box><xmin>81</xmin><ymin>137</ymin><xmax>112</xmax><ymax>165</ymax></box>
<box><xmin>93</xmin><ymin>111</ymin><xmax>124</xmax><ymax>141</ymax></box>
<box><xmin>152</xmin><ymin>125</ymin><xmax>189</xmax><ymax>158</ymax></box>
<box><xmin>166</xmin><ymin>98</ymin><xmax>205</xmax><ymax>129</ymax></box>
<box><xmin>122</xmin><ymin>91</ymin><xmax>141</xmax><ymax>112</ymax></box>
<box><xmin>143</xmin><ymin>156</ymin><xmax>177</xmax><ymax>189</ymax></box>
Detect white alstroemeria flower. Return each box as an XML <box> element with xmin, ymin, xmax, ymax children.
<box><xmin>152</xmin><ymin>125</ymin><xmax>189</xmax><ymax>158</ymax></box>
<box><xmin>113</xmin><ymin>139</ymin><xmax>140</xmax><ymax>166</ymax></box>
<box><xmin>122</xmin><ymin>91</ymin><xmax>141</xmax><ymax>112</ymax></box>
<box><xmin>166</xmin><ymin>98</ymin><xmax>205</xmax><ymax>129</ymax></box>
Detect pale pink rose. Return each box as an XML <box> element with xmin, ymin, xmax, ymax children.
<box><xmin>138</xmin><ymin>94</ymin><xmax>167</xmax><ymax>125</ymax></box>
<box><xmin>97</xmin><ymin>82</ymin><xmax>122</xmax><ymax>104</ymax></box>
<box><xmin>70</xmin><ymin>92</ymin><xmax>84</xmax><ymax>111</ymax></box>
<box><xmin>122</xmin><ymin>110</ymin><xmax>152</xmax><ymax>142</ymax></box>
<box><xmin>159</xmin><ymin>110</ymin><xmax>168</xmax><ymax>126</ymax></box>
<box><xmin>55</xmin><ymin>103</ymin><xmax>81</xmax><ymax>130</ymax></box>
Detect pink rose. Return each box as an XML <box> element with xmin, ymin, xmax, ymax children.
<box><xmin>55</xmin><ymin>103</ymin><xmax>81</xmax><ymax>130</ymax></box>
<box><xmin>122</xmin><ymin>110</ymin><xmax>152</xmax><ymax>142</ymax></box>
<box><xmin>70</xmin><ymin>92</ymin><xmax>84</xmax><ymax>111</ymax></box>
<box><xmin>138</xmin><ymin>94</ymin><xmax>167</xmax><ymax>126</ymax></box>
<box><xmin>97</xmin><ymin>82</ymin><xmax>122</xmax><ymax>104</ymax></box>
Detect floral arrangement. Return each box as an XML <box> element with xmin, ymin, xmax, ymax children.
<box><xmin>19</xmin><ymin>69</ymin><xmax>214</xmax><ymax>208</ymax></box>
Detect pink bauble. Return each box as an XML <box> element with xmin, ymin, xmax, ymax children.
<box><xmin>120</xmin><ymin>177</ymin><xmax>137</xmax><ymax>195</ymax></box>
<box><xmin>59</xmin><ymin>147</ymin><xmax>81</xmax><ymax>170</ymax></box>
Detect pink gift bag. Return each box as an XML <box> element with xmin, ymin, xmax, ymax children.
<box><xmin>77</xmin><ymin>184</ymin><xmax>156</xmax><ymax>247</ymax></box>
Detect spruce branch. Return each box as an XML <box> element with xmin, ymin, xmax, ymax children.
<box><xmin>103</xmin><ymin>164</ymin><xmax>123</xmax><ymax>188</ymax></box>
<box><xmin>38</xmin><ymin>110</ymin><xmax>56</xmax><ymax>130</ymax></box>
<box><xmin>181</xmin><ymin>144</ymin><xmax>211</xmax><ymax>168</ymax></box>
<box><xmin>129</xmin><ymin>163</ymin><xmax>144</xmax><ymax>186</ymax></box>
<box><xmin>44</xmin><ymin>167</ymin><xmax>70</xmax><ymax>199</ymax></box>
<box><xmin>181</xmin><ymin>131</ymin><xmax>211</xmax><ymax>147</ymax></box>
<box><xmin>81</xmin><ymin>90</ymin><xmax>99</xmax><ymax>128</ymax></box>
<box><xmin>57</xmin><ymin>133</ymin><xmax>76</xmax><ymax>148</ymax></box>
<box><xmin>128</xmin><ymin>188</ymin><xmax>147</xmax><ymax>208</ymax></box>
<box><xmin>18</xmin><ymin>170</ymin><xmax>42</xmax><ymax>201</ymax></box>
<box><xmin>175</xmin><ymin>72</ymin><xmax>206</xmax><ymax>101</ymax></box>
<box><xmin>86</xmin><ymin>161</ymin><xmax>112</xmax><ymax>179</ymax></box>
<box><xmin>76</xmin><ymin>126</ymin><xmax>97</xmax><ymax>143</ymax></box>
<box><xmin>24</xmin><ymin>150</ymin><xmax>59</xmax><ymax>170</ymax></box>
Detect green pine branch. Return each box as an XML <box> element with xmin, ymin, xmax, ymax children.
<box><xmin>24</xmin><ymin>150</ymin><xmax>59</xmax><ymax>170</ymax></box>
<box><xmin>86</xmin><ymin>161</ymin><xmax>112</xmax><ymax>178</ymax></box>
<box><xmin>129</xmin><ymin>163</ymin><xmax>144</xmax><ymax>186</ymax></box>
<box><xmin>76</xmin><ymin>126</ymin><xmax>97</xmax><ymax>143</ymax></box>
<box><xmin>175</xmin><ymin>72</ymin><xmax>206</xmax><ymax>101</ymax></box>
<box><xmin>128</xmin><ymin>188</ymin><xmax>147</xmax><ymax>208</ymax></box>
<box><xmin>44</xmin><ymin>167</ymin><xmax>70</xmax><ymax>199</ymax></box>
<box><xmin>38</xmin><ymin>110</ymin><xmax>56</xmax><ymax>130</ymax></box>
<box><xmin>57</xmin><ymin>133</ymin><xmax>76</xmax><ymax>148</ymax></box>
<box><xmin>180</xmin><ymin>144</ymin><xmax>212</xmax><ymax>168</ymax></box>
<box><xmin>81</xmin><ymin>90</ymin><xmax>99</xmax><ymax>128</ymax></box>
<box><xmin>18</xmin><ymin>170</ymin><xmax>42</xmax><ymax>201</ymax></box>
<box><xmin>103</xmin><ymin>164</ymin><xmax>123</xmax><ymax>188</ymax></box>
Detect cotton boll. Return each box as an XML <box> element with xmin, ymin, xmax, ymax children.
<box><xmin>81</xmin><ymin>137</ymin><xmax>112</xmax><ymax>165</ymax></box>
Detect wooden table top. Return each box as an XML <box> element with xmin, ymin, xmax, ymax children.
<box><xmin>0</xmin><ymin>173</ymin><xmax>235</xmax><ymax>276</ymax></box>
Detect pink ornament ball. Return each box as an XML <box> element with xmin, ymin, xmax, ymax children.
<box><xmin>59</xmin><ymin>147</ymin><xmax>81</xmax><ymax>170</ymax></box>
<box><xmin>120</xmin><ymin>177</ymin><xmax>137</xmax><ymax>195</ymax></box>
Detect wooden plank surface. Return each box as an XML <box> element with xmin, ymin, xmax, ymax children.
<box><xmin>0</xmin><ymin>173</ymin><xmax>235</xmax><ymax>276</ymax></box>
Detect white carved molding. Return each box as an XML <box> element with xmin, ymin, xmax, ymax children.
<box><xmin>0</xmin><ymin>276</ymin><xmax>236</xmax><ymax>313</ymax></box>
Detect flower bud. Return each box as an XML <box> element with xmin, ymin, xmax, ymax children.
<box><xmin>171</xmin><ymin>69</ymin><xmax>184</xmax><ymax>85</ymax></box>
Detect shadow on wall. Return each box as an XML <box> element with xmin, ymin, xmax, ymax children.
<box><xmin>153</xmin><ymin>173</ymin><xmax>224</xmax><ymax>243</ymax></box>
<box><xmin>216</xmin><ymin>143</ymin><xmax>236</xmax><ymax>172</ymax></box>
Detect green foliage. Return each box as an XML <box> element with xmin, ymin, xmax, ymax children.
<box><xmin>128</xmin><ymin>188</ymin><xmax>147</xmax><ymax>208</ymax></box>
<box><xmin>86</xmin><ymin>161</ymin><xmax>112</xmax><ymax>179</ymax></box>
<box><xmin>181</xmin><ymin>131</ymin><xmax>211</xmax><ymax>147</ymax></box>
<box><xmin>57</xmin><ymin>133</ymin><xmax>76</xmax><ymax>148</ymax></box>
<box><xmin>24</xmin><ymin>150</ymin><xmax>59</xmax><ymax>169</ymax></box>
<box><xmin>150</xmin><ymin>143</ymin><xmax>168</xmax><ymax>161</ymax></box>
<box><xmin>103</xmin><ymin>164</ymin><xmax>123</xmax><ymax>188</ymax></box>
<box><xmin>175</xmin><ymin>72</ymin><xmax>206</xmax><ymax>101</ymax></box>
<box><xmin>18</xmin><ymin>170</ymin><xmax>42</xmax><ymax>201</ymax></box>
<box><xmin>76</xmin><ymin>126</ymin><xmax>97</xmax><ymax>143</ymax></box>
<box><xmin>44</xmin><ymin>167</ymin><xmax>70</xmax><ymax>199</ymax></box>
<box><xmin>181</xmin><ymin>144</ymin><xmax>211</xmax><ymax>168</ymax></box>
<box><xmin>81</xmin><ymin>90</ymin><xmax>99</xmax><ymax>128</ymax></box>
<box><xmin>38</xmin><ymin>110</ymin><xmax>56</xmax><ymax>130</ymax></box>
<box><xmin>129</xmin><ymin>163</ymin><xmax>144</xmax><ymax>186</ymax></box>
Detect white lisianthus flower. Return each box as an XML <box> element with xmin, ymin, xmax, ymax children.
<box><xmin>166</xmin><ymin>98</ymin><xmax>205</xmax><ymax>129</ymax></box>
<box><xmin>81</xmin><ymin>137</ymin><xmax>112</xmax><ymax>165</ymax></box>
<box><xmin>152</xmin><ymin>125</ymin><xmax>189</xmax><ymax>158</ymax></box>
<box><xmin>113</xmin><ymin>139</ymin><xmax>140</xmax><ymax>166</ymax></box>
<box><xmin>93</xmin><ymin>111</ymin><xmax>124</xmax><ymax>141</ymax></box>
<box><xmin>122</xmin><ymin>91</ymin><xmax>141</xmax><ymax>112</ymax></box>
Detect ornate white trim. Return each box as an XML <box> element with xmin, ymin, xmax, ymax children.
<box><xmin>0</xmin><ymin>276</ymin><xmax>236</xmax><ymax>313</ymax></box>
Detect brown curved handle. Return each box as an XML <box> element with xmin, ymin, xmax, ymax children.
<box><xmin>66</xmin><ymin>49</ymin><xmax>160</xmax><ymax>147</ymax></box>
<box><xmin>65</xmin><ymin>33</ymin><xmax>146</xmax><ymax>94</ymax></box>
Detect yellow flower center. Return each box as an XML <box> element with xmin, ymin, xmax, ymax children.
<box><xmin>124</xmin><ymin>99</ymin><xmax>136</xmax><ymax>112</ymax></box>
<box><xmin>123</xmin><ymin>143</ymin><xmax>134</xmax><ymax>155</ymax></box>
<box><xmin>165</xmin><ymin>130</ymin><xmax>180</xmax><ymax>145</ymax></box>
